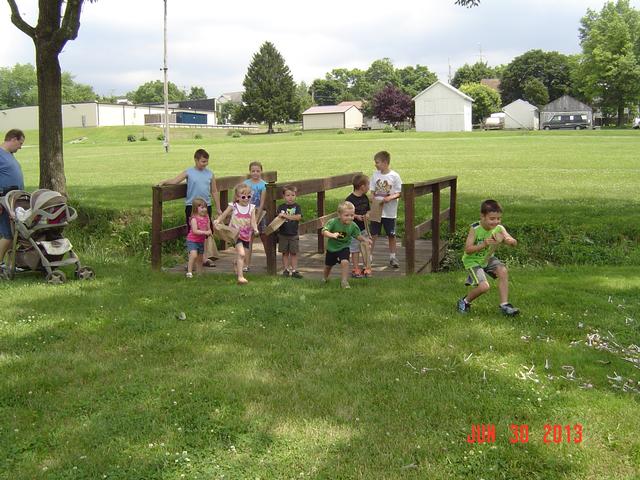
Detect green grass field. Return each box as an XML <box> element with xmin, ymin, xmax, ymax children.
<box><xmin>1</xmin><ymin>127</ymin><xmax>639</xmax><ymax>479</ymax></box>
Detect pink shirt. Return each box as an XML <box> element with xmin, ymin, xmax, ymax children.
<box><xmin>186</xmin><ymin>215</ymin><xmax>210</xmax><ymax>243</ymax></box>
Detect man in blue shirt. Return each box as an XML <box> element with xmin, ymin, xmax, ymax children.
<box><xmin>0</xmin><ymin>129</ymin><xmax>25</xmax><ymax>265</ymax></box>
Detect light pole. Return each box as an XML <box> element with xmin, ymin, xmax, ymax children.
<box><xmin>162</xmin><ymin>0</ymin><xmax>170</xmax><ymax>153</ymax></box>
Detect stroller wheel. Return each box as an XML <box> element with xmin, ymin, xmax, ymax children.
<box><xmin>76</xmin><ymin>266</ymin><xmax>95</xmax><ymax>280</ymax></box>
<box><xmin>46</xmin><ymin>270</ymin><xmax>66</xmax><ymax>285</ymax></box>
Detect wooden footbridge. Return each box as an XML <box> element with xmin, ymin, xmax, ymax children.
<box><xmin>152</xmin><ymin>172</ymin><xmax>457</xmax><ymax>277</ymax></box>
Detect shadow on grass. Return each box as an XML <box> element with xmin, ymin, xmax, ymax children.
<box><xmin>1</xmin><ymin>265</ymin><xmax>639</xmax><ymax>479</ymax></box>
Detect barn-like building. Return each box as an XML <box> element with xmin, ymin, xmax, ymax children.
<box><xmin>302</xmin><ymin>105</ymin><xmax>363</xmax><ymax>130</ymax></box>
<box><xmin>413</xmin><ymin>81</ymin><xmax>473</xmax><ymax>132</ymax></box>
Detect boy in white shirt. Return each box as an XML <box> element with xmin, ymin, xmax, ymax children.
<box><xmin>369</xmin><ymin>151</ymin><xmax>402</xmax><ymax>268</ymax></box>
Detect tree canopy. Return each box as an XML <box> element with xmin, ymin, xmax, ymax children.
<box><xmin>242</xmin><ymin>41</ymin><xmax>299</xmax><ymax>133</ymax></box>
<box><xmin>522</xmin><ymin>78</ymin><xmax>549</xmax><ymax>108</ymax></box>
<box><xmin>451</xmin><ymin>62</ymin><xmax>497</xmax><ymax>88</ymax></box>
<box><xmin>578</xmin><ymin>0</ymin><xmax>640</xmax><ymax>124</ymax></box>
<box><xmin>188</xmin><ymin>86</ymin><xmax>207</xmax><ymax>100</ymax></box>
<box><xmin>127</xmin><ymin>80</ymin><xmax>187</xmax><ymax>104</ymax></box>
<box><xmin>500</xmin><ymin>49</ymin><xmax>575</xmax><ymax>105</ymax></box>
<box><xmin>460</xmin><ymin>82</ymin><xmax>501</xmax><ymax>124</ymax></box>
<box><xmin>372</xmin><ymin>84</ymin><xmax>413</xmax><ymax>126</ymax></box>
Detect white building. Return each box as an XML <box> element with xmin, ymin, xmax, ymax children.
<box><xmin>502</xmin><ymin>99</ymin><xmax>539</xmax><ymax>130</ymax></box>
<box><xmin>413</xmin><ymin>80</ymin><xmax>473</xmax><ymax>132</ymax></box>
<box><xmin>0</xmin><ymin>102</ymin><xmax>216</xmax><ymax>131</ymax></box>
<box><xmin>302</xmin><ymin>105</ymin><xmax>363</xmax><ymax>130</ymax></box>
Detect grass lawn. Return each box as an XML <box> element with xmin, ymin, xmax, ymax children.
<box><xmin>1</xmin><ymin>127</ymin><xmax>639</xmax><ymax>478</ymax></box>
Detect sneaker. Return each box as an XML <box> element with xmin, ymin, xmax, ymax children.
<box><xmin>362</xmin><ymin>268</ymin><xmax>372</xmax><ymax>278</ymax></box>
<box><xmin>457</xmin><ymin>297</ymin><xmax>470</xmax><ymax>314</ymax></box>
<box><xmin>243</xmin><ymin>266</ymin><xmax>250</xmax><ymax>272</ymax></box>
<box><xmin>351</xmin><ymin>268</ymin><xmax>363</xmax><ymax>278</ymax></box>
<box><xmin>500</xmin><ymin>303</ymin><xmax>520</xmax><ymax>316</ymax></box>
<box><xmin>291</xmin><ymin>270</ymin><xmax>303</xmax><ymax>279</ymax></box>
<box><xmin>185</xmin><ymin>272</ymin><xmax>193</xmax><ymax>278</ymax></box>
<box><xmin>282</xmin><ymin>270</ymin><xmax>291</xmax><ymax>277</ymax></box>
<box><xmin>389</xmin><ymin>257</ymin><xmax>400</xmax><ymax>268</ymax></box>
<box><xmin>341</xmin><ymin>281</ymin><xmax>351</xmax><ymax>289</ymax></box>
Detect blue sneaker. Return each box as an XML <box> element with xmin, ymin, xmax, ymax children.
<box><xmin>457</xmin><ymin>298</ymin><xmax>471</xmax><ymax>314</ymax></box>
<box><xmin>500</xmin><ymin>303</ymin><xmax>520</xmax><ymax>316</ymax></box>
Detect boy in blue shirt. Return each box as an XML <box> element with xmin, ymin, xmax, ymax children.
<box><xmin>458</xmin><ymin>199</ymin><xmax>519</xmax><ymax>316</ymax></box>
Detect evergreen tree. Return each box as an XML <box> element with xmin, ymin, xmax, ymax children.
<box><xmin>242</xmin><ymin>42</ymin><xmax>298</xmax><ymax>133</ymax></box>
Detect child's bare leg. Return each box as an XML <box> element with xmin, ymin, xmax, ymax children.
<box><xmin>245</xmin><ymin>238</ymin><xmax>253</xmax><ymax>268</ymax></box>
<box><xmin>340</xmin><ymin>259</ymin><xmax>350</xmax><ymax>286</ymax></box>
<box><xmin>187</xmin><ymin>250</ymin><xmax>198</xmax><ymax>274</ymax></box>
<box><xmin>236</xmin><ymin>244</ymin><xmax>247</xmax><ymax>282</ymax></box>
<box><xmin>282</xmin><ymin>252</ymin><xmax>290</xmax><ymax>271</ymax></box>
<box><xmin>323</xmin><ymin>265</ymin><xmax>332</xmax><ymax>281</ymax></box>
<box><xmin>291</xmin><ymin>253</ymin><xmax>298</xmax><ymax>270</ymax></box>
<box><xmin>466</xmin><ymin>281</ymin><xmax>490</xmax><ymax>303</ymax></box>
<box><xmin>195</xmin><ymin>253</ymin><xmax>204</xmax><ymax>274</ymax></box>
<box><xmin>388</xmin><ymin>235</ymin><xmax>397</xmax><ymax>254</ymax></box>
<box><xmin>495</xmin><ymin>266</ymin><xmax>509</xmax><ymax>304</ymax></box>
<box><xmin>351</xmin><ymin>252</ymin><xmax>360</xmax><ymax>269</ymax></box>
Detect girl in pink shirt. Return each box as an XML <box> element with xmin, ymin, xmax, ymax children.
<box><xmin>185</xmin><ymin>197</ymin><xmax>212</xmax><ymax>278</ymax></box>
<box><xmin>214</xmin><ymin>184</ymin><xmax>258</xmax><ymax>285</ymax></box>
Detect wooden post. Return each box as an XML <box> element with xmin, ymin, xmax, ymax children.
<box><xmin>431</xmin><ymin>185</ymin><xmax>441</xmax><ymax>272</ymax></box>
<box><xmin>449</xmin><ymin>177</ymin><xmax>457</xmax><ymax>235</ymax></box>
<box><xmin>265</xmin><ymin>183</ymin><xmax>278</xmax><ymax>275</ymax></box>
<box><xmin>317</xmin><ymin>190</ymin><xmax>325</xmax><ymax>253</ymax></box>
<box><xmin>402</xmin><ymin>184</ymin><xmax>416</xmax><ymax>274</ymax></box>
<box><xmin>151</xmin><ymin>186</ymin><xmax>163</xmax><ymax>270</ymax></box>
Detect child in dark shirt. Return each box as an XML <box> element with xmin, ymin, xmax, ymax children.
<box><xmin>277</xmin><ymin>185</ymin><xmax>303</xmax><ymax>278</ymax></box>
<box><xmin>345</xmin><ymin>174</ymin><xmax>371</xmax><ymax>278</ymax></box>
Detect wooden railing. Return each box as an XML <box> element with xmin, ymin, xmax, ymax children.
<box><xmin>263</xmin><ymin>172</ymin><xmax>361</xmax><ymax>275</ymax></box>
<box><xmin>402</xmin><ymin>175</ymin><xmax>457</xmax><ymax>274</ymax></box>
<box><xmin>151</xmin><ymin>171</ymin><xmax>278</xmax><ymax>269</ymax></box>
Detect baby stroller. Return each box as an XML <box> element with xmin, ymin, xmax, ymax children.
<box><xmin>0</xmin><ymin>189</ymin><xmax>95</xmax><ymax>284</ymax></box>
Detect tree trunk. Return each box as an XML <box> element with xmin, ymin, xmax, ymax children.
<box><xmin>617</xmin><ymin>103</ymin><xmax>624</xmax><ymax>127</ymax></box>
<box><xmin>267</xmin><ymin>121</ymin><xmax>274</xmax><ymax>134</ymax></box>
<box><xmin>35</xmin><ymin>41</ymin><xmax>67</xmax><ymax>195</ymax></box>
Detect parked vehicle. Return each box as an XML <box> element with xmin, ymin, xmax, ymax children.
<box><xmin>542</xmin><ymin>114</ymin><xmax>589</xmax><ymax>130</ymax></box>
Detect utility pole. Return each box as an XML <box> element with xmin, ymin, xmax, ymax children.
<box><xmin>162</xmin><ymin>0</ymin><xmax>170</xmax><ymax>153</ymax></box>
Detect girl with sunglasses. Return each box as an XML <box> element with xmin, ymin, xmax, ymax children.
<box><xmin>214</xmin><ymin>183</ymin><xmax>259</xmax><ymax>285</ymax></box>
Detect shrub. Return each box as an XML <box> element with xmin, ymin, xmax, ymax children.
<box><xmin>383</xmin><ymin>125</ymin><xmax>394</xmax><ymax>133</ymax></box>
<box><xmin>139</xmin><ymin>136</ymin><xmax>148</xmax><ymax>141</ymax></box>
<box><xmin>127</xmin><ymin>134</ymin><xmax>136</xmax><ymax>142</ymax></box>
<box><xmin>294</xmin><ymin>131</ymin><xmax>303</xmax><ymax>136</ymax></box>
<box><xmin>231</xmin><ymin>131</ymin><xmax>242</xmax><ymax>138</ymax></box>
<box><xmin>157</xmin><ymin>134</ymin><xmax>165</xmax><ymax>141</ymax></box>
<box><xmin>194</xmin><ymin>133</ymin><xmax>203</xmax><ymax>139</ymax></box>
<box><xmin>226</xmin><ymin>129</ymin><xmax>244</xmax><ymax>137</ymax></box>
<box><xmin>337</xmin><ymin>130</ymin><xmax>345</xmax><ymax>135</ymax></box>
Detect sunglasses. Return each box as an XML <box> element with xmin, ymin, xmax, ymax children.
<box><xmin>239</xmin><ymin>194</ymin><xmax>252</xmax><ymax>200</ymax></box>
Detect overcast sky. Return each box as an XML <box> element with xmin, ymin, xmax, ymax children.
<box><xmin>0</xmin><ymin>0</ymin><xmax>635</xmax><ymax>97</ymax></box>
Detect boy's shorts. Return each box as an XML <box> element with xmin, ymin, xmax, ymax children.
<box><xmin>186</xmin><ymin>240</ymin><xmax>204</xmax><ymax>254</ymax></box>
<box><xmin>349</xmin><ymin>229</ymin><xmax>368</xmax><ymax>253</ymax></box>
<box><xmin>465</xmin><ymin>257</ymin><xmax>504</xmax><ymax>286</ymax></box>
<box><xmin>369</xmin><ymin>218</ymin><xmax>396</xmax><ymax>237</ymax></box>
<box><xmin>278</xmin><ymin>234</ymin><xmax>299</xmax><ymax>254</ymax></box>
<box><xmin>325</xmin><ymin>247</ymin><xmax>350</xmax><ymax>266</ymax></box>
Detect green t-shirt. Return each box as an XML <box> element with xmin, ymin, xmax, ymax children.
<box><xmin>462</xmin><ymin>223</ymin><xmax>504</xmax><ymax>268</ymax></box>
<box><xmin>323</xmin><ymin>218</ymin><xmax>362</xmax><ymax>252</ymax></box>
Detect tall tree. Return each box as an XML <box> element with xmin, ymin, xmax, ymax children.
<box><xmin>310</xmin><ymin>78</ymin><xmax>347</xmax><ymax>106</ymax></box>
<box><xmin>500</xmin><ymin>49</ymin><xmax>574</xmax><ymax>105</ymax></box>
<box><xmin>61</xmin><ymin>72</ymin><xmax>96</xmax><ymax>103</ymax></box>
<box><xmin>460</xmin><ymin>83</ymin><xmax>501</xmax><ymax>124</ymax></box>
<box><xmin>188</xmin><ymin>86</ymin><xmax>207</xmax><ymax>100</ymax></box>
<box><xmin>578</xmin><ymin>0</ymin><xmax>640</xmax><ymax>126</ymax></box>
<box><xmin>451</xmin><ymin>61</ymin><xmax>496</xmax><ymax>88</ymax></box>
<box><xmin>242</xmin><ymin>41</ymin><xmax>298</xmax><ymax>133</ymax></box>
<box><xmin>295</xmin><ymin>81</ymin><xmax>313</xmax><ymax>120</ymax></box>
<box><xmin>372</xmin><ymin>84</ymin><xmax>413</xmax><ymax>126</ymax></box>
<box><xmin>7</xmin><ymin>0</ymin><xmax>97</xmax><ymax>195</ymax></box>
<box><xmin>396</xmin><ymin>65</ymin><xmax>437</xmax><ymax>98</ymax></box>
<box><xmin>127</xmin><ymin>80</ymin><xmax>187</xmax><ymax>104</ymax></box>
<box><xmin>0</xmin><ymin>63</ymin><xmax>38</xmax><ymax>108</ymax></box>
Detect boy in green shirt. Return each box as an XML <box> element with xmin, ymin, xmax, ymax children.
<box><xmin>458</xmin><ymin>199</ymin><xmax>519</xmax><ymax>316</ymax></box>
<box><xmin>322</xmin><ymin>201</ymin><xmax>372</xmax><ymax>289</ymax></box>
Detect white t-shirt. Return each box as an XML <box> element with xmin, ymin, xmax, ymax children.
<box><xmin>370</xmin><ymin>169</ymin><xmax>402</xmax><ymax>219</ymax></box>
